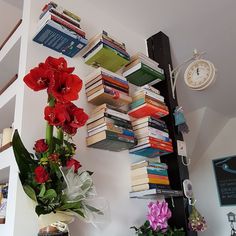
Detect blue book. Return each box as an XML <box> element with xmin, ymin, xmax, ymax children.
<box><xmin>129</xmin><ymin>146</ymin><xmax>170</xmax><ymax>158</ymax></box>
<box><xmin>33</xmin><ymin>20</ymin><xmax>87</xmax><ymax>57</ymax></box>
<box><xmin>147</xmin><ymin>168</ymin><xmax>168</xmax><ymax>176</ymax></box>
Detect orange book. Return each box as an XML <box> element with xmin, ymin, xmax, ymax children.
<box><xmin>128</xmin><ymin>103</ymin><xmax>169</xmax><ymax>119</ymax></box>
<box><xmin>148</xmin><ymin>174</ymin><xmax>169</xmax><ymax>180</ymax></box>
<box><xmin>102</xmin><ymin>75</ymin><xmax>129</xmax><ymax>90</ymax></box>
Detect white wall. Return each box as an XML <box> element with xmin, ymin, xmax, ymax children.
<box><xmin>190</xmin><ymin>117</ymin><xmax>236</xmax><ymax>236</ymax></box>
<box><xmin>20</xmin><ymin>1</ymin><xmax>151</xmax><ymax>235</ymax></box>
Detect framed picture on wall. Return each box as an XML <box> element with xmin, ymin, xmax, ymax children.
<box><xmin>212</xmin><ymin>156</ymin><xmax>236</xmax><ymax>206</ymax></box>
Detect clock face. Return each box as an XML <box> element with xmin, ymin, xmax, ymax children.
<box><xmin>184</xmin><ymin>59</ymin><xmax>215</xmax><ymax>90</ymax></box>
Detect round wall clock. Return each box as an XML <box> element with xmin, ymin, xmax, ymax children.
<box><xmin>184</xmin><ymin>59</ymin><xmax>216</xmax><ymax>90</ymax></box>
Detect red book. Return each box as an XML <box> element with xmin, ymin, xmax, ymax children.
<box><xmin>51</xmin><ymin>14</ymin><xmax>85</xmax><ymax>37</ymax></box>
<box><xmin>102</xmin><ymin>75</ymin><xmax>129</xmax><ymax>90</ymax></box>
<box><xmin>148</xmin><ymin>174</ymin><xmax>169</xmax><ymax>180</ymax></box>
<box><xmin>128</xmin><ymin>103</ymin><xmax>169</xmax><ymax>119</ymax></box>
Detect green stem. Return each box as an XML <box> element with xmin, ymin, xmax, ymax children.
<box><xmin>57</xmin><ymin>127</ymin><xmax>64</xmax><ymax>145</ymax></box>
<box><xmin>46</xmin><ymin>96</ymin><xmax>55</xmax><ymax>154</ymax></box>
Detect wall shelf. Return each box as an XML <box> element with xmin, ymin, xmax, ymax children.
<box><xmin>0</xmin><ymin>75</ymin><xmax>18</xmax><ymax>96</ymax></box>
<box><xmin>130</xmin><ymin>189</ymin><xmax>183</xmax><ymax>199</ymax></box>
<box><xmin>0</xmin><ymin>143</ymin><xmax>12</xmax><ymax>154</ymax></box>
<box><xmin>0</xmin><ymin>21</ymin><xmax>22</xmax><ymax>63</ymax></box>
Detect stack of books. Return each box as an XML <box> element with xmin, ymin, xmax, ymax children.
<box><xmin>129</xmin><ymin>116</ymin><xmax>173</xmax><ymax>157</ymax></box>
<box><xmin>86</xmin><ymin>104</ymin><xmax>137</xmax><ymax>151</ymax></box>
<box><xmin>128</xmin><ymin>86</ymin><xmax>169</xmax><ymax>119</ymax></box>
<box><xmin>123</xmin><ymin>52</ymin><xmax>165</xmax><ymax>86</ymax></box>
<box><xmin>33</xmin><ymin>2</ymin><xmax>87</xmax><ymax>57</ymax></box>
<box><xmin>81</xmin><ymin>31</ymin><xmax>130</xmax><ymax>72</ymax></box>
<box><xmin>85</xmin><ymin>67</ymin><xmax>132</xmax><ymax>107</ymax></box>
<box><xmin>130</xmin><ymin>160</ymin><xmax>170</xmax><ymax>192</ymax></box>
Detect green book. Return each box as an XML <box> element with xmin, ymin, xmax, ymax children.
<box><xmin>123</xmin><ymin>62</ymin><xmax>165</xmax><ymax>86</ymax></box>
<box><xmin>85</xmin><ymin>44</ymin><xmax>130</xmax><ymax>72</ymax></box>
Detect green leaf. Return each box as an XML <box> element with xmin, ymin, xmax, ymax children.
<box><xmin>44</xmin><ymin>189</ymin><xmax>57</xmax><ymax>200</ymax></box>
<box><xmin>23</xmin><ymin>185</ymin><xmax>37</xmax><ymax>201</ymax></box>
<box><xmin>39</xmin><ymin>184</ymin><xmax>46</xmax><ymax>198</ymax></box>
<box><xmin>12</xmin><ymin>130</ymin><xmax>37</xmax><ymax>182</ymax></box>
<box><xmin>59</xmin><ymin>201</ymin><xmax>81</xmax><ymax>211</ymax></box>
<box><xmin>85</xmin><ymin>204</ymin><xmax>103</xmax><ymax>215</ymax></box>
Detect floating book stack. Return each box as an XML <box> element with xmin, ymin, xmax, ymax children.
<box><xmin>128</xmin><ymin>86</ymin><xmax>169</xmax><ymax>119</ymax></box>
<box><xmin>130</xmin><ymin>160</ymin><xmax>170</xmax><ymax>192</ymax></box>
<box><xmin>85</xmin><ymin>67</ymin><xmax>132</xmax><ymax>107</ymax></box>
<box><xmin>86</xmin><ymin>104</ymin><xmax>137</xmax><ymax>151</ymax></box>
<box><xmin>123</xmin><ymin>52</ymin><xmax>165</xmax><ymax>86</ymax></box>
<box><xmin>81</xmin><ymin>31</ymin><xmax>130</xmax><ymax>72</ymax></box>
<box><xmin>129</xmin><ymin>116</ymin><xmax>173</xmax><ymax>157</ymax></box>
<box><xmin>33</xmin><ymin>1</ymin><xmax>87</xmax><ymax>57</ymax></box>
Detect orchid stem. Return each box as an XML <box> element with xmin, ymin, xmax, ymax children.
<box><xmin>46</xmin><ymin>96</ymin><xmax>55</xmax><ymax>154</ymax></box>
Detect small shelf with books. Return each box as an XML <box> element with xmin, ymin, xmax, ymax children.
<box><xmin>81</xmin><ymin>31</ymin><xmax>130</xmax><ymax>72</ymax></box>
<box><xmin>128</xmin><ymin>86</ymin><xmax>173</xmax><ymax>158</ymax></box>
<box><xmin>86</xmin><ymin>104</ymin><xmax>136</xmax><ymax>151</ymax></box>
<box><xmin>122</xmin><ymin>52</ymin><xmax>165</xmax><ymax>86</ymax></box>
<box><xmin>33</xmin><ymin>2</ymin><xmax>87</xmax><ymax>57</ymax></box>
<box><xmin>85</xmin><ymin>67</ymin><xmax>132</xmax><ymax>107</ymax></box>
<box><xmin>129</xmin><ymin>160</ymin><xmax>181</xmax><ymax>199</ymax></box>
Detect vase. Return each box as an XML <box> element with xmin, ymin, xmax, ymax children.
<box><xmin>38</xmin><ymin>211</ymin><xmax>74</xmax><ymax>236</ymax></box>
<box><xmin>38</xmin><ymin>225</ymin><xmax>68</xmax><ymax>236</ymax></box>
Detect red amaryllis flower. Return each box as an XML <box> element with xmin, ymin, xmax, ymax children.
<box><xmin>62</xmin><ymin>123</ymin><xmax>78</xmax><ymax>136</ymax></box>
<box><xmin>44</xmin><ymin>103</ymin><xmax>69</xmax><ymax>126</ymax></box>
<box><xmin>34</xmin><ymin>139</ymin><xmax>48</xmax><ymax>153</ymax></box>
<box><xmin>50</xmin><ymin>73</ymin><xmax>83</xmax><ymax>102</ymax></box>
<box><xmin>34</xmin><ymin>166</ymin><xmax>49</xmax><ymax>184</ymax></box>
<box><xmin>23</xmin><ymin>67</ymin><xmax>54</xmax><ymax>91</ymax></box>
<box><xmin>66</xmin><ymin>158</ymin><xmax>82</xmax><ymax>173</ymax></box>
<box><xmin>44</xmin><ymin>56</ymin><xmax>75</xmax><ymax>73</ymax></box>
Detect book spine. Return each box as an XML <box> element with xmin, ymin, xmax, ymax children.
<box><xmin>102</xmin><ymin>72</ymin><xmax>128</xmax><ymax>85</ymax></box>
<box><xmin>103</xmin><ymin>81</ymin><xmax>129</xmax><ymax>94</ymax></box>
<box><xmin>106</xmin><ymin>131</ymin><xmax>136</xmax><ymax>143</ymax></box>
<box><xmin>104</xmin><ymin>85</ymin><xmax>129</xmax><ymax>96</ymax></box>
<box><xmin>142</xmin><ymin>63</ymin><xmax>164</xmax><ymax>76</ymax></box>
<box><xmin>50</xmin><ymin>9</ymin><xmax>81</xmax><ymax>28</ymax></box>
<box><xmin>106</xmin><ymin>123</ymin><xmax>134</xmax><ymax>137</ymax></box>
<box><xmin>107</xmin><ymin>108</ymin><xmax>130</xmax><ymax>121</ymax></box>
<box><xmin>104</xmin><ymin>113</ymin><xmax>132</xmax><ymax>128</ymax></box>
<box><xmin>51</xmin><ymin>15</ymin><xmax>85</xmax><ymax>37</ymax></box>
<box><xmin>102</xmin><ymin>33</ymin><xmax>126</xmax><ymax>51</ymax></box>
<box><xmin>102</xmin><ymin>75</ymin><xmax>129</xmax><ymax>90</ymax></box>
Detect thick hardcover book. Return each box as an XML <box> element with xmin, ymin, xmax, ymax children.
<box><xmin>33</xmin><ymin>20</ymin><xmax>87</xmax><ymax>57</ymax></box>
<box><xmin>128</xmin><ymin>103</ymin><xmax>169</xmax><ymax>119</ymax></box>
<box><xmin>86</xmin><ymin>130</ymin><xmax>136</xmax><ymax>151</ymax></box>
<box><xmin>84</xmin><ymin>44</ymin><xmax>130</xmax><ymax>72</ymax></box>
<box><xmin>131</xmin><ymin>167</ymin><xmax>169</xmax><ymax>177</ymax></box>
<box><xmin>123</xmin><ymin>62</ymin><xmax>165</xmax><ymax>86</ymax></box>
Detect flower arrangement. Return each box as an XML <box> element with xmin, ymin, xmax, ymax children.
<box><xmin>188</xmin><ymin>205</ymin><xmax>207</xmax><ymax>232</ymax></box>
<box><xmin>131</xmin><ymin>200</ymin><xmax>185</xmax><ymax>236</ymax></box>
<box><xmin>12</xmin><ymin>57</ymin><xmax>103</xmax><ymax>233</ymax></box>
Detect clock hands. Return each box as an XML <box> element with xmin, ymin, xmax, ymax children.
<box><xmin>197</xmin><ymin>68</ymin><xmax>199</xmax><ymax>76</ymax></box>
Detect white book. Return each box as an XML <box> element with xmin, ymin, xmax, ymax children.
<box><xmin>141</xmin><ymin>85</ymin><xmax>160</xmax><ymax>95</ymax></box>
<box><xmin>87</xmin><ymin>123</ymin><xmax>107</xmax><ymax>133</ymax></box>
<box><xmin>133</xmin><ymin>89</ymin><xmax>164</xmax><ymax>103</ymax></box>
<box><xmin>85</xmin><ymin>67</ymin><xmax>127</xmax><ymax>84</ymax></box>
<box><xmin>85</xmin><ymin>80</ymin><xmax>103</xmax><ymax>92</ymax></box>
<box><xmin>134</xmin><ymin>127</ymin><xmax>169</xmax><ymax>138</ymax></box>
<box><xmin>88</xmin><ymin>125</ymin><xmax>107</xmax><ymax>136</ymax></box>
<box><xmin>130</xmin><ymin>188</ymin><xmax>158</xmax><ymax>196</ymax></box>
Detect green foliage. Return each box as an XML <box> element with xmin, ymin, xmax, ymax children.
<box><xmin>131</xmin><ymin>221</ymin><xmax>185</xmax><ymax>236</ymax></box>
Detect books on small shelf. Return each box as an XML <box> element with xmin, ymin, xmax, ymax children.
<box><xmin>85</xmin><ymin>67</ymin><xmax>132</xmax><ymax>107</ymax></box>
<box><xmin>123</xmin><ymin>52</ymin><xmax>165</xmax><ymax>86</ymax></box>
<box><xmin>86</xmin><ymin>104</ymin><xmax>137</xmax><ymax>152</ymax></box>
<box><xmin>128</xmin><ymin>86</ymin><xmax>169</xmax><ymax>119</ymax></box>
<box><xmin>129</xmin><ymin>116</ymin><xmax>173</xmax><ymax>157</ymax></box>
<box><xmin>33</xmin><ymin>2</ymin><xmax>87</xmax><ymax>57</ymax></box>
<box><xmin>130</xmin><ymin>160</ymin><xmax>173</xmax><ymax>194</ymax></box>
<box><xmin>81</xmin><ymin>31</ymin><xmax>130</xmax><ymax>72</ymax></box>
